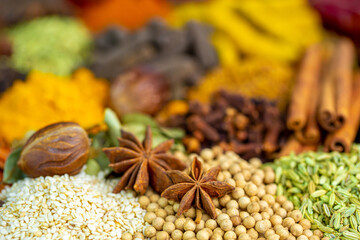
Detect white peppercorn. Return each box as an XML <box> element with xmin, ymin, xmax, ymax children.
<box><xmin>152</xmin><ymin>217</ymin><xmax>165</xmax><ymax>231</ymax></box>
<box><xmin>144</xmin><ymin>226</ymin><xmax>157</xmax><ymax>238</ymax></box>
<box><xmin>220</xmin><ymin>219</ymin><xmax>233</xmax><ymax>231</ymax></box>
<box><xmin>224</xmin><ymin>230</ymin><xmax>237</xmax><ymax>240</ymax></box>
<box><xmin>290</xmin><ymin>224</ymin><xmax>303</xmax><ymax>237</ymax></box>
<box><xmin>184</xmin><ymin>219</ymin><xmax>196</xmax><ymax>231</ymax></box>
<box><xmin>171</xmin><ymin>230</ymin><xmax>183</xmax><ymax>240</ymax></box>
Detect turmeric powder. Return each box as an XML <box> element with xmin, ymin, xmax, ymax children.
<box><xmin>188</xmin><ymin>59</ymin><xmax>294</xmax><ymax>110</ymax></box>
<box><xmin>0</xmin><ymin>69</ymin><xmax>109</xmax><ymax>143</ymax></box>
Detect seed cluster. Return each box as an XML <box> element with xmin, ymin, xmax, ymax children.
<box><xmin>0</xmin><ymin>171</ymin><xmax>147</xmax><ymax>239</ymax></box>
<box><xmin>141</xmin><ymin>147</ymin><xmax>323</xmax><ymax>240</ymax></box>
<box><xmin>274</xmin><ymin>146</ymin><xmax>360</xmax><ymax>239</ymax></box>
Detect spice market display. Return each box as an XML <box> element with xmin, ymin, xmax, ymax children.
<box><xmin>0</xmin><ymin>0</ymin><xmax>360</xmax><ymax>240</ymax></box>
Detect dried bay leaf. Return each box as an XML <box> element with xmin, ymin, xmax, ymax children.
<box><xmin>3</xmin><ymin>148</ymin><xmax>26</xmax><ymax>184</ymax></box>
<box><xmin>104</xmin><ymin>108</ymin><xmax>122</xmax><ymax>146</ymax></box>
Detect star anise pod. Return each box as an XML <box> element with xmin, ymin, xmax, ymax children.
<box><xmin>161</xmin><ymin>157</ymin><xmax>234</xmax><ymax>221</ymax></box>
<box><xmin>103</xmin><ymin>126</ymin><xmax>187</xmax><ymax>194</ymax></box>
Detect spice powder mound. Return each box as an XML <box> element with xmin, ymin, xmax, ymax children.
<box><xmin>0</xmin><ymin>172</ymin><xmax>148</xmax><ymax>239</ymax></box>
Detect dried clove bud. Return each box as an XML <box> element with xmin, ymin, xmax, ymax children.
<box><xmin>163</xmin><ymin>90</ymin><xmax>286</xmax><ymax>160</ymax></box>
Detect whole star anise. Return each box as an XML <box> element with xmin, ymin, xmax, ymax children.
<box><xmin>103</xmin><ymin>126</ymin><xmax>187</xmax><ymax>194</ymax></box>
<box><xmin>161</xmin><ymin>157</ymin><xmax>234</xmax><ymax>221</ymax></box>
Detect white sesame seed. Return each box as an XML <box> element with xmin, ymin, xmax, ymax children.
<box><xmin>0</xmin><ymin>171</ymin><xmax>147</xmax><ymax>239</ymax></box>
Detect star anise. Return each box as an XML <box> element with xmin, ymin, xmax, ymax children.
<box><xmin>103</xmin><ymin>126</ymin><xmax>187</xmax><ymax>194</ymax></box>
<box><xmin>161</xmin><ymin>157</ymin><xmax>234</xmax><ymax>221</ymax></box>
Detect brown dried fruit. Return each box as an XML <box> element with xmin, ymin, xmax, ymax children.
<box><xmin>110</xmin><ymin>70</ymin><xmax>170</xmax><ymax>116</ymax></box>
<box><xmin>161</xmin><ymin>157</ymin><xmax>234</xmax><ymax>220</ymax></box>
<box><xmin>18</xmin><ymin>122</ymin><xmax>90</xmax><ymax>178</ymax></box>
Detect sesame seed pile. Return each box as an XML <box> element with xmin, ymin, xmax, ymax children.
<box><xmin>0</xmin><ymin>172</ymin><xmax>147</xmax><ymax>240</ymax></box>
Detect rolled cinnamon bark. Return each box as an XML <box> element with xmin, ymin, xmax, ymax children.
<box><xmin>294</xmin><ymin>71</ymin><xmax>321</xmax><ymax>144</ymax></box>
<box><xmin>278</xmin><ymin>137</ymin><xmax>304</xmax><ymax>157</ymax></box>
<box><xmin>301</xmin><ymin>144</ymin><xmax>318</xmax><ymax>152</ymax></box>
<box><xmin>287</xmin><ymin>44</ymin><xmax>323</xmax><ymax>130</ymax></box>
<box><xmin>263</xmin><ymin>105</ymin><xmax>282</xmax><ymax>153</ymax></box>
<box><xmin>318</xmin><ymin>38</ymin><xmax>355</xmax><ymax>132</ymax></box>
<box><xmin>334</xmin><ymin>38</ymin><xmax>355</xmax><ymax>128</ymax></box>
<box><xmin>324</xmin><ymin>72</ymin><xmax>360</xmax><ymax>152</ymax></box>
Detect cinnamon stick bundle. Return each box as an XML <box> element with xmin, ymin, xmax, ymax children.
<box><xmin>324</xmin><ymin>72</ymin><xmax>360</xmax><ymax>152</ymax></box>
<box><xmin>318</xmin><ymin>38</ymin><xmax>355</xmax><ymax>132</ymax></box>
<box><xmin>287</xmin><ymin>44</ymin><xmax>323</xmax><ymax>130</ymax></box>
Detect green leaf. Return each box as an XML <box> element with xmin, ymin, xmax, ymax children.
<box><xmin>104</xmin><ymin>108</ymin><xmax>122</xmax><ymax>146</ymax></box>
<box><xmin>3</xmin><ymin>148</ymin><xmax>26</xmax><ymax>184</ymax></box>
<box><xmin>85</xmin><ymin>159</ymin><xmax>101</xmax><ymax>176</ymax></box>
<box><xmin>94</xmin><ymin>152</ymin><xmax>111</xmax><ymax>171</ymax></box>
<box><xmin>121</xmin><ymin>113</ymin><xmax>158</xmax><ymax>128</ymax></box>
<box><xmin>159</xmin><ymin>127</ymin><xmax>185</xmax><ymax>139</ymax></box>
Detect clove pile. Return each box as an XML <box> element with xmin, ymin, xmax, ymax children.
<box><xmin>162</xmin><ymin>90</ymin><xmax>286</xmax><ymax>160</ymax></box>
<box><xmin>91</xmin><ymin>18</ymin><xmax>218</xmax><ymax>99</ymax></box>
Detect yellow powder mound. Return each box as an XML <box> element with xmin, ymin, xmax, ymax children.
<box><xmin>0</xmin><ymin>69</ymin><xmax>109</xmax><ymax>143</ymax></box>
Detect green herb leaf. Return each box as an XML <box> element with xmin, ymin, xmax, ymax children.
<box><xmin>94</xmin><ymin>152</ymin><xmax>111</xmax><ymax>171</ymax></box>
<box><xmin>3</xmin><ymin>148</ymin><xmax>26</xmax><ymax>184</ymax></box>
<box><xmin>104</xmin><ymin>108</ymin><xmax>122</xmax><ymax>146</ymax></box>
<box><xmin>85</xmin><ymin>159</ymin><xmax>101</xmax><ymax>176</ymax></box>
<box><xmin>121</xmin><ymin>113</ymin><xmax>158</xmax><ymax>127</ymax></box>
<box><xmin>159</xmin><ymin>127</ymin><xmax>185</xmax><ymax>139</ymax></box>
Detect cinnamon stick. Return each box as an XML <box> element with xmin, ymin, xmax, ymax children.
<box><xmin>318</xmin><ymin>39</ymin><xmax>355</xmax><ymax>132</ymax></box>
<box><xmin>294</xmin><ymin>70</ymin><xmax>321</xmax><ymax>144</ymax></box>
<box><xmin>287</xmin><ymin>44</ymin><xmax>323</xmax><ymax>130</ymax></box>
<box><xmin>334</xmin><ymin>38</ymin><xmax>355</xmax><ymax>128</ymax></box>
<box><xmin>301</xmin><ymin>144</ymin><xmax>318</xmax><ymax>152</ymax></box>
<box><xmin>278</xmin><ymin>137</ymin><xmax>303</xmax><ymax>157</ymax></box>
<box><xmin>324</xmin><ymin>72</ymin><xmax>360</xmax><ymax>152</ymax></box>
<box><xmin>263</xmin><ymin>105</ymin><xmax>282</xmax><ymax>153</ymax></box>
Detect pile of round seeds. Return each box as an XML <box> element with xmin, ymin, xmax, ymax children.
<box><xmin>140</xmin><ymin>147</ymin><xmax>324</xmax><ymax>240</ymax></box>
<box><xmin>0</xmin><ymin>171</ymin><xmax>147</xmax><ymax>240</ymax></box>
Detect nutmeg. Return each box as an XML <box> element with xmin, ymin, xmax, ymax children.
<box><xmin>110</xmin><ymin>69</ymin><xmax>170</xmax><ymax>116</ymax></box>
<box><xmin>18</xmin><ymin>122</ymin><xmax>90</xmax><ymax>177</ymax></box>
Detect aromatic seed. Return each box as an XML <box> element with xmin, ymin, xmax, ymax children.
<box><xmin>0</xmin><ymin>172</ymin><xmax>147</xmax><ymax>239</ymax></box>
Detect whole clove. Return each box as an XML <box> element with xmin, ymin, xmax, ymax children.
<box><xmin>163</xmin><ymin>90</ymin><xmax>286</xmax><ymax>160</ymax></box>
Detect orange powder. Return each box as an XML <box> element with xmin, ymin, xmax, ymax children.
<box><xmin>76</xmin><ymin>0</ymin><xmax>171</xmax><ymax>32</ymax></box>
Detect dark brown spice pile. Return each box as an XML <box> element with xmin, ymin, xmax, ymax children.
<box><xmin>0</xmin><ymin>0</ymin><xmax>73</xmax><ymax>27</ymax></box>
<box><xmin>0</xmin><ymin>36</ymin><xmax>25</xmax><ymax>94</ymax></box>
<box><xmin>91</xmin><ymin>19</ymin><xmax>218</xmax><ymax>99</ymax></box>
<box><xmin>163</xmin><ymin>90</ymin><xmax>287</xmax><ymax>160</ymax></box>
